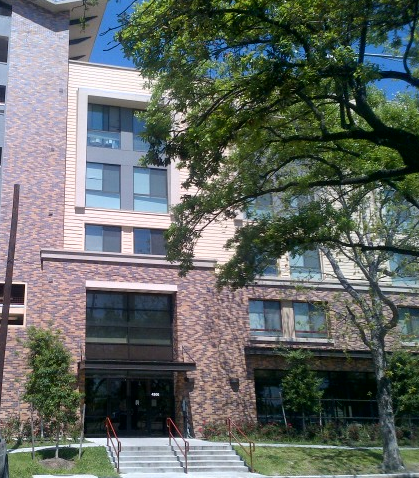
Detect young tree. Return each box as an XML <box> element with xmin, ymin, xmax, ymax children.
<box><xmin>388</xmin><ymin>350</ymin><xmax>419</xmax><ymax>419</ymax></box>
<box><xmin>23</xmin><ymin>326</ymin><xmax>81</xmax><ymax>459</ymax></box>
<box><xmin>280</xmin><ymin>350</ymin><xmax>323</xmax><ymax>431</ymax></box>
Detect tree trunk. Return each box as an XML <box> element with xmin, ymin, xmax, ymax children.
<box><xmin>55</xmin><ymin>425</ymin><xmax>60</xmax><ymax>459</ymax></box>
<box><xmin>371</xmin><ymin>340</ymin><xmax>404</xmax><ymax>472</ymax></box>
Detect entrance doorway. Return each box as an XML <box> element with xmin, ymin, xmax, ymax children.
<box><xmin>85</xmin><ymin>374</ymin><xmax>174</xmax><ymax>436</ymax></box>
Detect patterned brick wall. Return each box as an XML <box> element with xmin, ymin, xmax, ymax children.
<box><xmin>2</xmin><ymin>253</ymin><xmax>415</xmax><ymax>432</ymax></box>
<box><xmin>0</xmin><ymin>1</ymin><xmax>69</xmax><ymax>417</ymax></box>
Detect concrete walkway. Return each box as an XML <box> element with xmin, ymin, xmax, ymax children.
<box><xmin>20</xmin><ymin>437</ymin><xmax>419</xmax><ymax>478</ymax></box>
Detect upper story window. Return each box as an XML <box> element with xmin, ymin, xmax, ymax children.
<box><xmin>133</xmin><ymin>112</ymin><xmax>149</xmax><ymax>152</ymax></box>
<box><xmin>293</xmin><ymin>302</ymin><xmax>327</xmax><ymax>338</ymax></box>
<box><xmin>0</xmin><ymin>2</ymin><xmax>11</xmax><ymax>16</ymax></box>
<box><xmin>85</xmin><ymin>225</ymin><xmax>121</xmax><ymax>253</ymax></box>
<box><xmin>290</xmin><ymin>249</ymin><xmax>321</xmax><ymax>280</ymax></box>
<box><xmin>86</xmin><ymin>162</ymin><xmax>120</xmax><ymax>209</ymax></box>
<box><xmin>134</xmin><ymin>228</ymin><xmax>166</xmax><ymax>255</ymax></box>
<box><xmin>246</xmin><ymin>193</ymin><xmax>273</xmax><ymax>218</ymax></box>
<box><xmin>0</xmin><ymin>37</ymin><xmax>8</xmax><ymax>63</ymax></box>
<box><xmin>398</xmin><ymin>307</ymin><xmax>419</xmax><ymax>341</ymax></box>
<box><xmin>0</xmin><ymin>85</ymin><xmax>5</xmax><ymax>104</ymax></box>
<box><xmin>133</xmin><ymin>167</ymin><xmax>168</xmax><ymax>213</ymax></box>
<box><xmin>390</xmin><ymin>254</ymin><xmax>418</xmax><ymax>285</ymax></box>
<box><xmin>249</xmin><ymin>300</ymin><xmax>282</xmax><ymax>336</ymax></box>
<box><xmin>87</xmin><ymin>104</ymin><xmax>121</xmax><ymax>149</ymax></box>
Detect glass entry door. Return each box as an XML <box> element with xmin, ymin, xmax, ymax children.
<box><xmin>85</xmin><ymin>375</ymin><xmax>174</xmax><ymax>436</ymax></box>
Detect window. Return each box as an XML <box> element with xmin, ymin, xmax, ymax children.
<box><xmin>262</xmin><ymin>258</ymin><xmax>278</xmax><ymax>276</ymax></box>
<box><xmin>0</xmin><ymin>283</ymin><xmax>25</xmax><ymax>326</ymax></box>
<box><xmin>85</xmin><ymin>225</ymin><xmax>121</xmax><ymax>253</ymax></box>
<box><xmin>86</xmin><ymin>162</ymin><xmax>120</xmax><ymax>209</ymax></box>
<box><xmin>86</xmin><ymin>291</ymin><xmax>172</xmax><ymax>346</ymax></box>
<box><xmin>133</xmin><ymin>112</ymin><xmax>149</xmax><ymax>152</ymax></box>
<box><xmin>290</xmin><ymin>249</ymin><xmax>321</xmax><ymax>280</ymax></box>
<box><xmin>87</xmin><ymin>104</ymin><xmax>120</xmax><ymax>148</ymax></box>
<box><xmin>398</xmin><ymin>307</ymin><xmax>419</xmax><ymax>341</ymax></box>
<box><xmin>133</xmin><ymin>167</ymin><xmax>168</xmax><ymax>213</ymax></box>
<box><xmin>249</xmin><ymin>300</ymin><xmax>282</xmax><ymax>336</ymax></box>
<box><xmin>293</xmin><ymin>302</ymin><xmax>327</xmax><ymax>338</ymax></box>
<box><xmin>0</xmin><ymin>86</ymin><xmax>5</xmax><ymax>104</ymax></box>
<box><xmin>0</xmin><ymin>37</ymin><xmax>8</xmax><ymax>63</ymax></box>
<box><xmin>246</xmin><ymin>194</ymin><xmax>273</xmax><ymax>218</ymax></box>
<box><xmin>390</xmin><ymin>254</ymin><xmax>418</xmax><ymax>285</ymax></box>
<box><xmin>0</xmin><ymin>2</ymin><xmax>11</xmax><ymax>16</ymax></box>
<box><xmin>134</xmin><ymin>228</ymin><xmax>166</xmax><ymax>255</ymax></box>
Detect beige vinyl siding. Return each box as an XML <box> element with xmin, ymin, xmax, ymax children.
<box><xmin>64</xmin><ymin>61</ymin><xmax>158</xmax><ymax>251</ymax></box>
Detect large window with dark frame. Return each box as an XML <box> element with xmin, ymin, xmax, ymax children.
<box><xmin>86</xmin><ymin>291</ymin><xmax>172</xmax><ymax>346</ymax></box>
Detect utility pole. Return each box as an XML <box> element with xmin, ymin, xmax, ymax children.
<box><xmin>0</xmin><ymin>184</ymin><xmax>20</xmax><ymax>410</ymax></box>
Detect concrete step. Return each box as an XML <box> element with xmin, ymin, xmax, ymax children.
<box><xmin>120</xmin><ymin>460</ymin><xmax>181</xmax><ymax>467</ymax></box>
<box><xmin>119</xmin><ymin>452</ymin><xmax>177</xmax><ymax>459</ymax></box>
<box><xmin>186</xmin><ymin>465</ymin><xmax>249</xmax><ymax>472</ymax></box>
<box><xmin>120</xmin><ymin>445</ymin><xmax>172</xmax><ymax>452</ymax></box>
<box><xmin>188</xmin><ymin>449</ymin><xmax>239</xmax><ymax>456</ymax></box>
<box><xmin>119</xmin><ymin>466</ymin><xmax>184</xmax><ymax>473</ymax></box>
<box><xmin>119</xmin><ymin>457</ymin><xmax>180</xmax><ymax>463</ymax></box>
<box><xmin>185</xmin><ymin>456</ymin><xmax>242</xmax><ymax>463</ymax></box>
<box><xmin>108</xmin><ymin>442</ymin><xmax>250</xmax><ymax>474</ymax></box>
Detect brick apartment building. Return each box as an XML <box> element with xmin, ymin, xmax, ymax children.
<box><xmin>0</xmin><ymin>0</ymin><xmax>417</xmax><ymax>437</ymax></box>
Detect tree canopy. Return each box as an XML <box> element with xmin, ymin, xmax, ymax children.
<box><xmin>119</xmin><ymin>0</ymin><xmax>419</xmax><ymax>277</ymax></box>
<box><xmin>119</xmin><ymin>2</ymin><xmax>419</xmax><ymax>471</ymax></box>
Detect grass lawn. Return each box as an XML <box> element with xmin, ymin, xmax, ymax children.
<box><xmin>236</xmin><ymin>446</ymin><xmax>419</xmax><ymax>476</ymax></box>
<box><xmin>9</xmin><ymin>446</ymin><xmax>119</xmax><ymax>478</ymax></box>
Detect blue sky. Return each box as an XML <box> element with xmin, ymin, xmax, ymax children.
<box><xmin>90</xmin><ymin>1</ymin><xmax>411</xmax><ymax>98</ymax></box>
<box><xmin>90</xmin><ymin>0</ymin><xmax>135</xmax><ymax>67</ymax></box>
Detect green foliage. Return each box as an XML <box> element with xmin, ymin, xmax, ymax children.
<box><xmin>119</xmin><ymin>0</ymin><xmax>419</xmax><ymax>280</ymax></box>
<box><xmin>23</xmin><ymin>326</ymin><xmax>82</xmax><ymax>458</ymax></box>
<box><xmin>389</xmin><ymin>350</ymin><xmax>419</xmax><ymax>416</ymax></box>
<box><xmin>235</xmin><ymin>446</ymin><xmax>419</xmax><ymax>476</ymax></box>
<box><xmin>119</xmin><ymin>2</ymin><xmax>419</xmax><ymax>470</ymax></box>
<box><xmin>280</xmin><ymin>350</ymin><xmax>323</xmax><ymax>415</ymax></box>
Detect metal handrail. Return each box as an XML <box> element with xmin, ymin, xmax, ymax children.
<box><xmin>226</xmin><ymin>417</ymin><xmax>256</xmax><ymax>472</ymax></box>
<box><xmin>104</xmin><ymin>416</ymin><xmax>122</xmax><ymax>473</ymax></box>
<box><xmin>167</xmin><ymin>417</ymin><xmax>190</xmax><ymax>473</ymax></box>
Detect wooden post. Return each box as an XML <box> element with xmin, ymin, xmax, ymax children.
<box><xmin>0</xmin><ymin>184</ymin><xmax>20</xmax><ymax>410</ymax></box>
<box><xmin>79</xmin><ymin>403</ymin><xmax>86</xmax><ymax>460</ymax></box>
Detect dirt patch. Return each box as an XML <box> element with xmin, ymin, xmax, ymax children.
<box><xmin>39</xmin><ymin>457</ymin><xmax>75</xmax><ymax>470</ymax></box>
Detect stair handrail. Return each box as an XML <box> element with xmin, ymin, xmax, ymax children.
<box><xmin>167</xmin><ymin>417</ymin><xmax>190</xmax><ymax>473</ymax></box>
<box><xmin>104</xmin><ymin>416</ymin><xmax>121</xmax><ymax>473</ymax></box>
<box><xmin>226</xmin><ymin>417</ymin><xmax>255</xmax><ymax>472</ymax></box>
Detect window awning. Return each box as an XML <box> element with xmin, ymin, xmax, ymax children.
<box><xmin>80</xmin><ymin>360</ymin><xmax>196</xmax><ymax>372</ymax></box>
